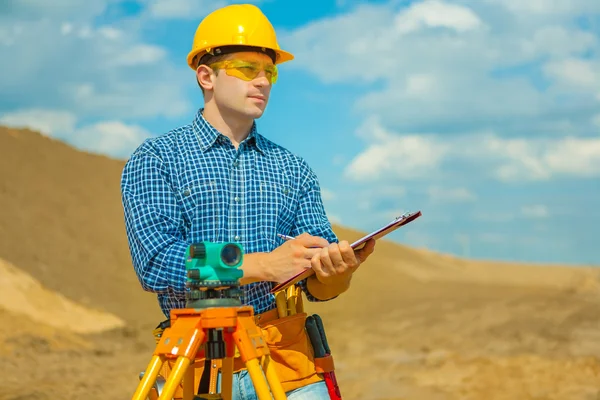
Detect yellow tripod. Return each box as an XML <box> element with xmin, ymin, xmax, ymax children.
<box><xmin>132</xmin><ymin>304</ymin><xmax>287</xmax><ymax>400</ymax></box>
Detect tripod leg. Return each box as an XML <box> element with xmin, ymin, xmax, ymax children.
<box><xmin>246</xmin><ymin>359</ymin><xmax>276</xmax><ymax>400</ymax></box>
<box><xmin>262</xmin><ymin>355</ymin><xmax>287</xmax><ymax>400</ymax></box>
<box><xmin>132</xmin><ymin>355</ymin><xmax>165</xmax><ymax>400</ymax></box>
<box><xmin>234</xmin><ymin>311</ymin><xmax>288</xmax><ymax>400</ymax></box>
<box><xmin>182</xmin><ymin>363</ymin><xmax>195</xmax><ymax>400</ymax></box>
<box><xmin>159</xmin><ymin>356</ymin><xmax>192</xmax><ymax>400</ymax></box>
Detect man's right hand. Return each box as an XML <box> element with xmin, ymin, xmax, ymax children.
<box><xmin>265</xmin><ymin>232</ymin><xmax>329</xmax><ymax>283</ymax></box>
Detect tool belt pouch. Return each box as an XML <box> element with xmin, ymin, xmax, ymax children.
<box><xmin>254</xmin><ymin>311</ymin><xmax>324</xmax><ymax>392</ymax></box>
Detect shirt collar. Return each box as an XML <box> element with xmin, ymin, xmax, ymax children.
<box><xmin>191</xmin><ymin>108</ymin><xmax>266</xmax><ymax>155</ymax></box>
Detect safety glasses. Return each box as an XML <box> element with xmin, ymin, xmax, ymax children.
<box><xmin>208</xmin><ymin>59</ymin><xmax>278</xmax><ymax>84</ymax></box>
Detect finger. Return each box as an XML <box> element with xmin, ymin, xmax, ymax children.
<box><xmin>328</xmin><ymin>243</ymin><xmax>345</xmax><ymax>272</ymax></box>
<box><xmin>297</xmin><ymin>234</ymin><xmax>329</xmax><ymax>248</ymax></box>
<box><xmin>363</xmin><ymin>238</ymin><xmax>376</xmax><ymax>254</ymax></box>
<box><xmin>338</xmin><ymin>240</ymin><xmax>357</xmax><ymax>267</ymax></box>
<box><xmin>304</xmin><ymin>247</ymin><xmax>324</xmax><ymax>259</ymax></box>
<box><xmin>355</xmin><ymin>239</ymin><xmax>376</xmax><ymax>263</ymax></box>
<box><xmin>320</xmin><ymin>246</ymin><xmax>334</xmax><ymax>273</ymax></box>
<box><xmin>311</xmin><ymin>252</ymin><xmax>324</xmax><ymax>274</ymax></box>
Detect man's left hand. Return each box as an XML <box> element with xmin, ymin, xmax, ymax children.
<box><xmin>310</xmin><ymin>239</ymin><xmax>376</xmax><ymax>286</ymax></box>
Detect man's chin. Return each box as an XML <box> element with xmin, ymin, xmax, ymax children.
<box><xmin>244</xmin><ymin>105</ymin><xmax>267</xmax><ymax>119</ymax></box>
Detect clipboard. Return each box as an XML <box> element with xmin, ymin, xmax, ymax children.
<box><xmin>269</xmin><ymin>210</ymin><xmax>422</xmax><ymax>293</ymax></box>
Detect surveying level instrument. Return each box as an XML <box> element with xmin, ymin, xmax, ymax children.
<box><xmin>132</xmin><ymin>242</ymin><xmax>287</xmax><ymax>400</ymax></box>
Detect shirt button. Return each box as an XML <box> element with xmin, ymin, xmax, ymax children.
<box><xmin>233</xmin><ymin>160</ymin><xmax>239</xmax><ymax>167</ymax></box>
<box><xmin>234</xmin><ymin>196</ymin><xmax>240</xmax><ymax>202</ymax></box>
<box><xmin>234</xmin><ymin>235</ymin><xmax>240</xmax><ymax>241</ymax></box>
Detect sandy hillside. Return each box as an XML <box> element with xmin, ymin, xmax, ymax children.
<box><xmin>1</xmin><ymin>126</ymin><xmax>599</xmax><ymax>400</ymax></box>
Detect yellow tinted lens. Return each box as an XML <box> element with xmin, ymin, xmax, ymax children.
<box><xmin>265</xmin><ymin>65</ymin><xmax>278</xmax><ymax>84</ymax></box>
<box><xmin>226</xmin><ymin>68</ymin><xmax>253</xmax><ymax>81</ymax></box>
<box><xmin>210</xmin><ymin>60</ymin><xmax>278</xmax><ymax>84</ymax></box>
<box><xmin>233</xmin><ymin>64</ymin><xmax>261</xmax><ymax>80</ymax></box>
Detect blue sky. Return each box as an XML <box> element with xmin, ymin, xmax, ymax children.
<box><xmin>1</xmin><ymin>0</ymin><xmax>599</xmax><ymax>265</ymax></box>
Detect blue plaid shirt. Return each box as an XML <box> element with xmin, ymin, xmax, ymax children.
<box><xmin>120</xmin><ymin>108</ymin><xmax>338</xmax><ymax>318</ymax></box>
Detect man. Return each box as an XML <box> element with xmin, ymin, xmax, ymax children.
<box><xmin>120</xmin><ymin>4</ymin><xmax>376</xmax><ymax>399</ymax></box>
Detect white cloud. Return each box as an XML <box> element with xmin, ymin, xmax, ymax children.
<box><xmin>394</xmin><ymin>0</ymin><xmax>483</xmax><ymax>35</ymax></box>
<box><xmin>487</xmin><ymin>0</ymin><xmax>600</xmax><ymax>17</ymax></box>
<box><xmin>144</xmin><ymin>0</ymin><xmax>227</xmax><ymax>19</ymax></box>
<box><xmin>0</xmin><ymin>109</ymin><xmax>76</xmax><ymax>136</ymax></box>
<box><xmin>344</xmin><ymin>138</ymin><xmax>445</xmax><ymax>180</ymax></box>
<box><xmin>405</xmin><ymin>73</ymin><xmax>437</xmax><ymax>98</ymax></box>
<box><xmin>73</xmin><ymin>122</ymin><xmax>152</xmax><ymax>158</ymax></box>
<box><xmin>374</xmin><ymin>186</ymin><xmax>407</xmax><ymax>198</ymax></box>
<box><xmin>520</xmin><ymin>26</ymin><xmax>597</xmax><ymax>59</ymax></box>
<box><xmin>107</xmin><ymin>44</ymin><xmax>167</xmax><ymax>67</ymax></box>
<box><xmin>321</xmin><ymin>188</ymin><xmax>336</xmax><ymax>201</ymax></box>
<box><xmin>280</xmin><ymin>4</ymin><xmax>396</xmax><ymax>84</ymax></box>
<box><xmin>0</xmin><ymin>109</ymin><xmax>150</xmax><ymax>159</ymax></box>
<box><xmin>344</xmin><ymin>119</ymin><xmax>600</xmax><ymax>182</ymax></box>
<box><xmin>332</xmin><ymin>154</ymin><xmax>346</xmax><ymax>166</ymax></box>
<box><xmin>403</xmin><ymin>230</ymin><xmax>439</xmax><ymax>249</ymax></box>
<box><xmin>477</xmin><ymin>233</ymin><xmax>507</xmax><ymax>244</ymax></box>
<box><xmin>472</xmin><ymin>212</ymin><xmax>514</xmax><ymax>223</ymax></box>
<box><xmin>345</xmin><ymin>185</ymin><xmax>407</xmax><ymax>220</ymax></box>
<box><xmin>543</xmin><ymin>58</ymin><xmax>599</xmax><ymax>88</ymax></box>
<box><xmin>328</xmin><ymin>214</ymin><xmax>342</xmax><ymax>225</ymax></box>
<box><xmin>0</xmin><ymin>6</ymin><xmax>192</xmax><ymax>121</ymax></box>
<box><xmin>345</xmin><ymin>117</ymin><xmax>448</xmax><ymax>180</ymax></box>
<box><xmin>521</xmin><ymin>205</ymin><xmax>549</xmax><ymax>219</ymax></box>
<box><xmin>428</xmin><ymin>186</ymin><xmax>476</xmax><ymax>202</ymax></box>
<box><xmin>0</xmin><ymin>0</ymin><xmax>113</xmax><ymax>20</ymax></box>
<box><xmin>141</xmin><ymin>0</ymin><xmax>264</xmax><ymax>20</ymax></box>
<box><xmin>281</xmin><ymin>0</ymin><xmax>600</xmax><ymax>132</ymax></box>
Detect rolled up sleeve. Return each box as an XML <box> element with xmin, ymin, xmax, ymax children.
<box><xmin>120</xmin><ymin>146</ymin><xmax>188</xmax><ymax>296</ymax></box>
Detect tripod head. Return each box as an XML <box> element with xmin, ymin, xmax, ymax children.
<box><xmin>185</xmin><ymin>241</ymin><xmax>246</xmax><ymax>309</ymax></box>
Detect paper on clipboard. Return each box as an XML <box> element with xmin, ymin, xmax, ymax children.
<box><xmin>269</xmin><ymin>210</ymin><xmax>422</xmax><ymax>294</ymax></box>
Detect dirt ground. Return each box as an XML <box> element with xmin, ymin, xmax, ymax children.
<box><xmin>1</xmin><ymin>127</ymin><xmax>600</xmax><ymax>400</ymax></box>
<box><xmin>2</xmin><ymin>280</ymin><xmax>600</xmax><ymax>400</ymax></box>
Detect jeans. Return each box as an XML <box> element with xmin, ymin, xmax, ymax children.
<box><xmin>216</xmin><ymin>370</ymin><xmax>330</xmax><ymax>400</ymax></box>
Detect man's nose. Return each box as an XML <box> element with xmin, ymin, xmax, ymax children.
<box><xmin>253</xmin><ymin>71</ymin><xmax>271</xmax><ymax>87</ymax></box>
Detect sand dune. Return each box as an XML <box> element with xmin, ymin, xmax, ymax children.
<box><xmin>1</xmin><ymin>126</ymin><xmax>599</xmax><ymax>400</ymax></box>
<box><xmin>0</xmin><ymin>257</ymin><xmax>125</xmax><ymax>334</ymax></box>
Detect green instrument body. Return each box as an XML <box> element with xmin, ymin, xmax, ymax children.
<box><xmin>185</xmin><ymin>242</ymin><xmax>244</xmax><ymax>286</ymax></box>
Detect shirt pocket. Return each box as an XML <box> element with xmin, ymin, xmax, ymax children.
<box><xmin>258</xmin><ymin>179</ymin><xmax>298</xmax><ymax>248</ymax></box>
<box><xmin>177</xmin><ymin>179</ymin><xmax>225</xmax><ymax>239</ymax></box>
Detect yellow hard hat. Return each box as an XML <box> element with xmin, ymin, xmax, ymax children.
<box><xmin>186</xmin><ymin>4</ymin><xmax>294</xmax><ymax>70</ymax></box>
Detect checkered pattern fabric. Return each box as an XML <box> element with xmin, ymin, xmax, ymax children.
<box><xmin>120</xmin><ymin>108</ymin><xmax>338</xmax><ymax>317</ymax></box>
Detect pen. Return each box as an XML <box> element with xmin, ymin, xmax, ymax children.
<box><xmin>277</xmin><ymin>233</ymin><xmax>295</xmax><ymax>241</ymax></box>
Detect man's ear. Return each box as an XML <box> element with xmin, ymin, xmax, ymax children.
<box><xmin>197</xmin><ymin>65</ymin><xmax>215</xmax><ymax>92</ymax></box>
